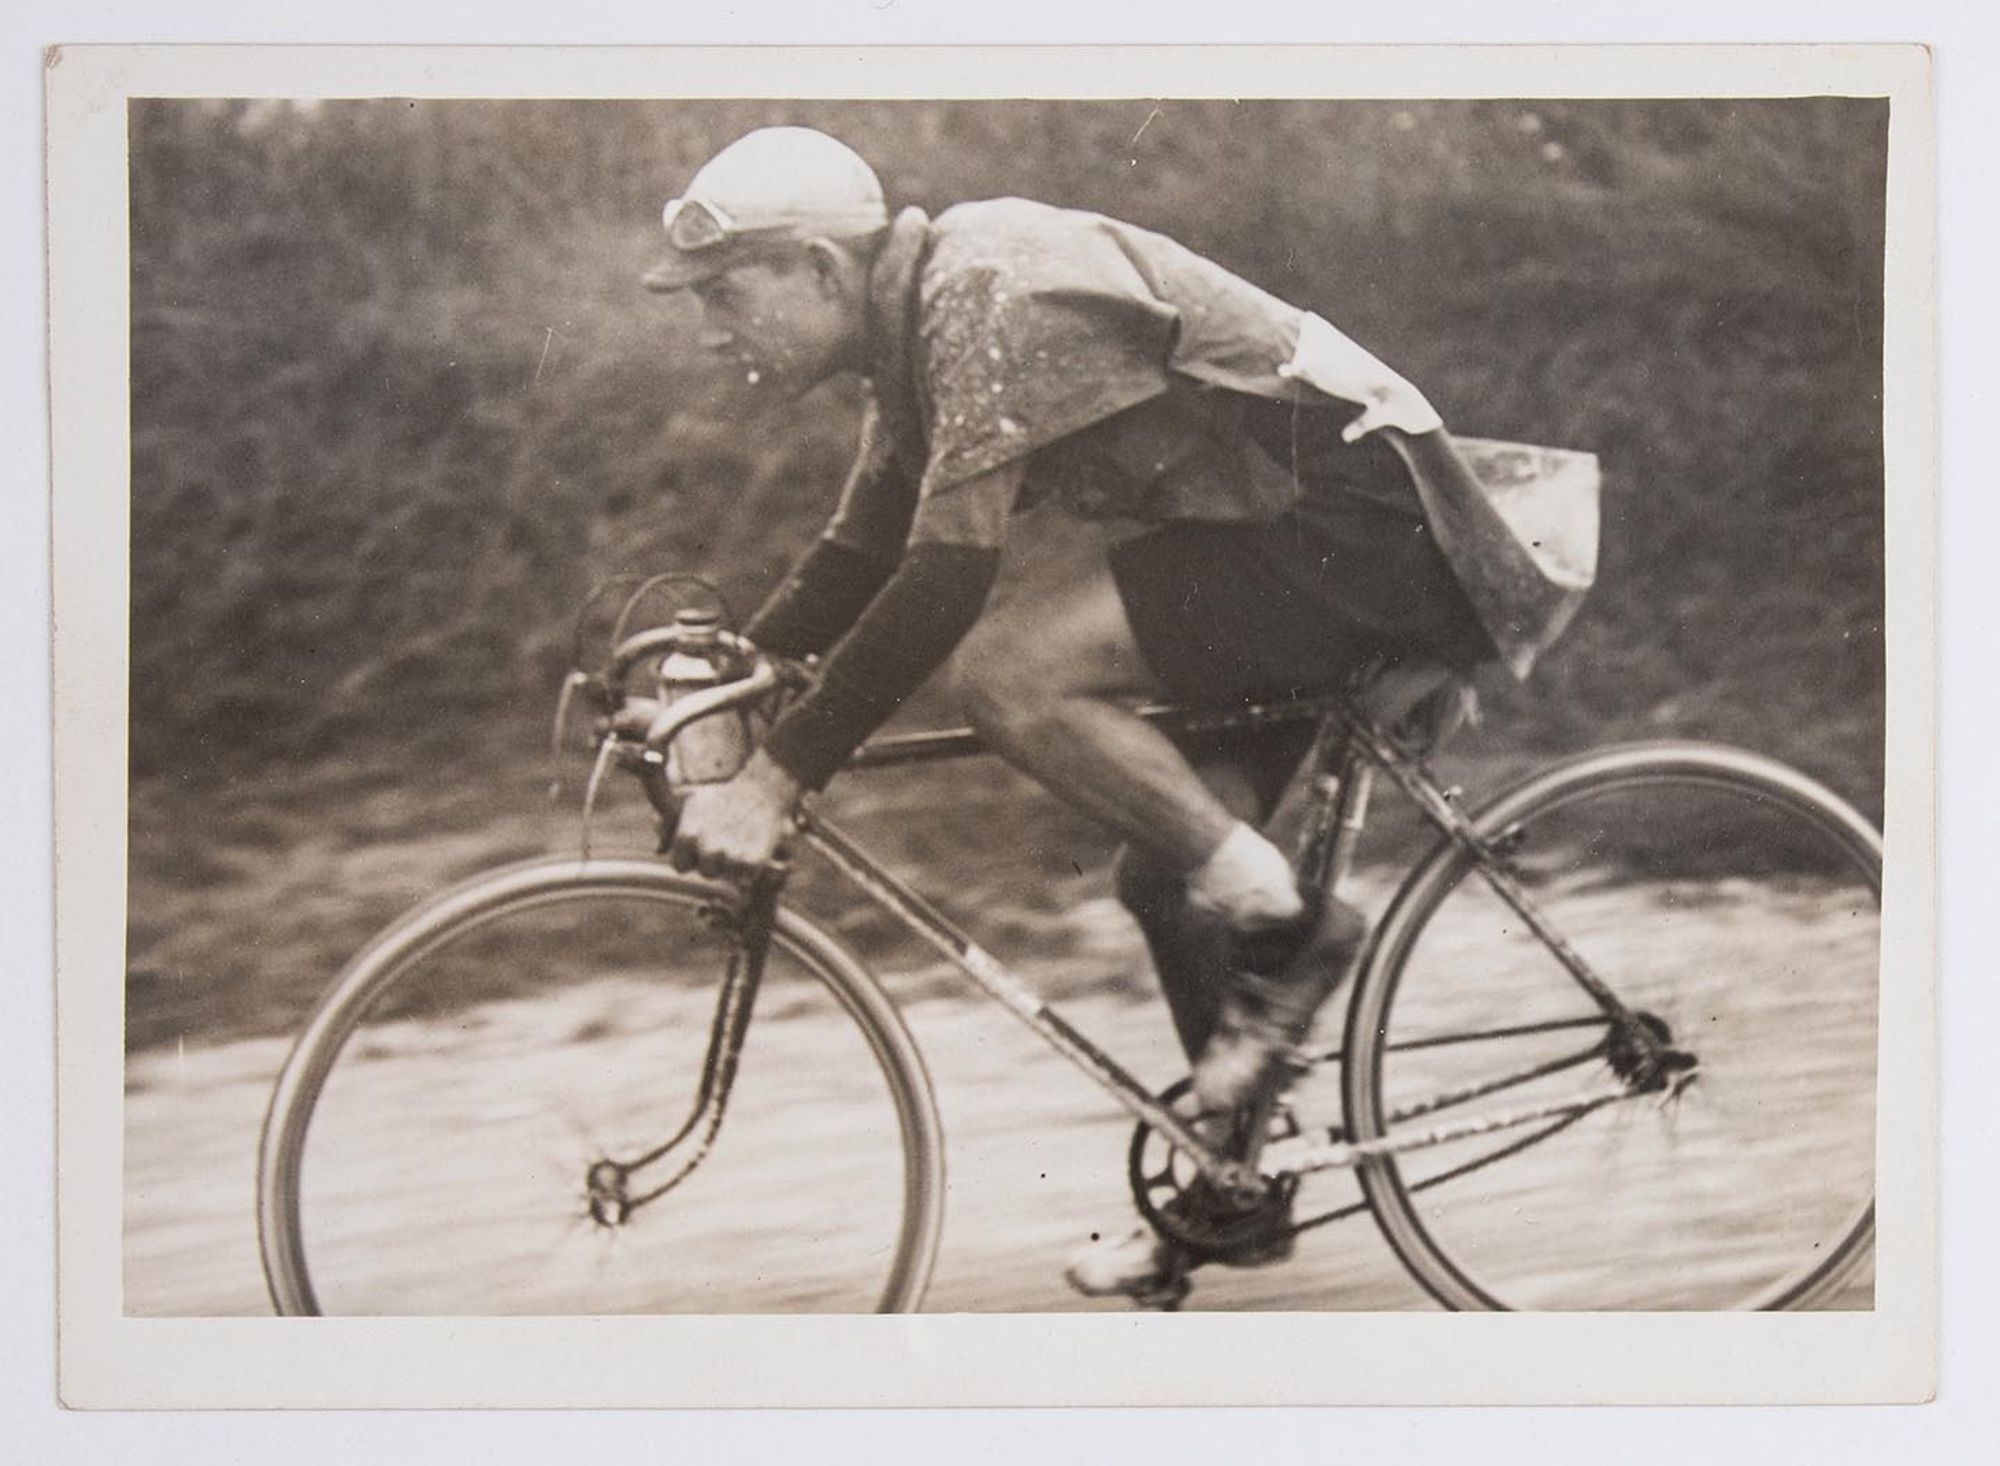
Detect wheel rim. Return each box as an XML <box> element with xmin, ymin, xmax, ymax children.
<box><xmin>258</xmin><ymin>858</ymin><xmax>943</xmax><ymax>1315</ymax></box>
<box><xmin>1346</xmin><ymin>747</ymin><xmax>1880</xmax><ymax>1311</ymax></box>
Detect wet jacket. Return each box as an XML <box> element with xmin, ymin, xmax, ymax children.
<box><xmin>823</xmin><ymin>199</ymin><xmax>1589</xmax><ymax>678</ymax></box>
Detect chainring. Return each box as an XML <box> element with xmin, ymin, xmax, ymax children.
<box><xmin>1126</xmin><ymin>1079</ymin><xmax>1302</xmax><ymax>1260</ymax></box>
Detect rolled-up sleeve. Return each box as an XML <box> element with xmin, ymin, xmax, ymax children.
<box><xmin>905</xmin><ymin>469</ymin><xmax>1020</xmax><ymax>549</ymax></box>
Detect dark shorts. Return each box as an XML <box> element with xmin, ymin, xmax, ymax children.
<box><xmin>1108</xmin><ymin>439</ymin><xmax>1493</xmax><ymax>705</ymax></box>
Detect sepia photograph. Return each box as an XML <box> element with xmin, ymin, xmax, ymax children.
<box><xmin>49</xmin><ymin>43</ymin><xmax>1936</xmax><ymax>1407</ymax></box>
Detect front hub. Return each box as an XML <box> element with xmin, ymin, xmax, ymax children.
<box><xmin>585</xmin><ymin>1158</ymin><xmax>632</xmax><ymax>1227</ymax></box>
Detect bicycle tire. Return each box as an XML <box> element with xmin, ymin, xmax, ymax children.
<box><xmin>257</xmin><ymin>854</ymin><xmax>946</xmax><ymax>1315</ymax></box>
<box><xmin>1341</xmin><ymin>742</ymin><xmax>1881</xmax><ymax>1311</ymax></box>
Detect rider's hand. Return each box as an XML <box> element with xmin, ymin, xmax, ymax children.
<box><xmin>667</xmin><ymin>749</ymin><xmax>803</xmax><ymax>881</ymax></box>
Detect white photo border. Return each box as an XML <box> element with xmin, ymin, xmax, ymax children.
<box><xmin>50</xmin><ymin>42</ymin><xmax>1937</xmax><ymax>1408</ymax></box>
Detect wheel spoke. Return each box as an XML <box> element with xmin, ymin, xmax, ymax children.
<box><xmin>258</xmin><ymin>858</ymin><xmax>944</xmax><ymax>1315</ymax></box>
<box><xmin>1380</xmin><ymin>1014</ymin><xmax>1608</xmax><ymax>1053</ymax></box>
<box><xmin>1340</xmin><ymin>747</ymin><xmax>1880</xmax><ymax>1310</ymax></box>
<box><xmin>1381</xmin><ymin>1041</ymin><xmax>1609</xmax><ymax>1127</ymax></box>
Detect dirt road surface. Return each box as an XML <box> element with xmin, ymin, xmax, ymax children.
<box><xmin>126</xmin><ymin>867</ymin><xmax>1876</xmax><ymax>1316</ymax></box>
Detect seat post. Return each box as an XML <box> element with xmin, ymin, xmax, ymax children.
<box><xmin>1293</xmin><ymin>715</ymin><xmax>1368</xmax><ymax>898</ymax></box>
<box><xmin>1326</xmin><ymin>754</ymin><xmax>1376</xmax><ymax>897</ymax></box>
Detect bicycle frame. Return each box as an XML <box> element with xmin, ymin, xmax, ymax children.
<box><xmin>257</xmin><ymin>629</ymin><xmax>1877</xmax><ymax>1315</ymax></box>
<box><xmin>613</xmin><ymin>691</ymin><xmax>1676</xmax><ymax>1208</ymax></box>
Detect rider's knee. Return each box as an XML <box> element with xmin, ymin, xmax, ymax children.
<box><xmin>946</xmin><ymin>629</ymin><xmax>1055</xmax><ymax>749</ymax></box>
<box><xmin>943</xmin><ymin>646</ymin><xmax>1005</xmax><ymax>739</ymax></box>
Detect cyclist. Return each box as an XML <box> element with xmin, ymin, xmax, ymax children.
<box><xmin>644</xmin><ymin>126</ymin><xmax>1582</xmax><ymax>1302</ymax></box>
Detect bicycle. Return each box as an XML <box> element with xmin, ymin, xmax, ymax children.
<box><xmin>256</xmin><ymin>582</ymin><xmax>1882</xmax><ymax>1315</ymax></box>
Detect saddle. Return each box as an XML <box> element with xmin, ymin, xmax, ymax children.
<box><xmin>1349</xmin><ymin>658</ymin><xmax>1479</xmax><ymax>756</ymax></box>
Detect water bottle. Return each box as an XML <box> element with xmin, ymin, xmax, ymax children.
<box><xmin>656</xmin><ymin>607</ymin><xmax>751</xmax><ymax>785</ymax></box>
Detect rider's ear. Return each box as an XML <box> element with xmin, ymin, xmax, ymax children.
<box><xmin>803</xmin><ymin>238</ymin><xmax>856</xmax><ymax>300</ymax></box>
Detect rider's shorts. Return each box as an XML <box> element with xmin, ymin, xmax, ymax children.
<box><xmin>1107</xmin><ymin>428</ymin><xmax>1494</xmax><ymax>706</ymax></box>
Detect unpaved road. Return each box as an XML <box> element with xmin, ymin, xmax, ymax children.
<box><xmin>126</xmin><ymin>868</ymin><xmax>1877</xmax><ymax>1316</ymax></box>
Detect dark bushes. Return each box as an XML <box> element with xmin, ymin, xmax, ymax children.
<box><xmin>129</xmin><ymin>98</ymin><xmax>1886</xmax><ymax>800</ymax></box>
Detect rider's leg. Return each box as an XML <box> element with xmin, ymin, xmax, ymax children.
<box><xmin>945</xmin><ymin>507</ymin><xmax>1303</xmax><ymax>931</ymax></box>
<box><xmin>1077</xmin><ymin>750</ymin><xmax>1361</xmax><ymax>1301</ymax></box>
<box><xmin>952</xmin><ymin>508</ymin><xmax>1363</xmax><ymax>1301</ymax></box>
<box><xmin>1112</xmin><ymin>791</ymin><xmax>1238</xmax><ymax>1063</ymax></box>
<box><xmin>1115</xmin><ymin>735</ymin><xmax>1313</xmax><ymax>1062</ymax></box>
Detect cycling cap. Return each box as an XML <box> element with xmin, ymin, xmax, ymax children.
<box><xmin>642</xmin><ymin>127</ymin><xmax>889</xmax><ymax>292</ymax></box>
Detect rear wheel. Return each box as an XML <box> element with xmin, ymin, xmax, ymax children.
<box><xmin>258</xmin><ymin>855</ymin><xmax>945</xmax><ymax>1315</ymax></box>
<box><xmin>1343</xmin><ymin>744</ymin><xmax>1880</xmax><ymax>1311</ymax></box>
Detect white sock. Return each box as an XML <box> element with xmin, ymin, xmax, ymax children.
<box><xmin>1185</xmin><ymin>822</ymin><xmax>1304</xmax><ymax>928</ymax></box>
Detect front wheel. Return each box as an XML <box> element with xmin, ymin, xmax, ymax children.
<box><xmin>258</xmin><ymin>855</ymin><xmax>945</xmax><ymax>1315</ymax></box>
<box><xmin>1343</xmin><ymin>743</ymin><xmax>1881</xmax><ymax>1311</ymax></box>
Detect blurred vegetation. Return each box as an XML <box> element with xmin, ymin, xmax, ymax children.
<box><xmin>125</xmin><ymin>98</ymin><xmax>1888</xmax><ymax>1046</ymax></box>
<box><xmin>130</xmin><ymin>97</ymin><xmax>1885</xmax><ymax>787</ymax></box>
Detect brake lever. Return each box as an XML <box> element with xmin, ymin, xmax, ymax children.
<box><xmin>578</xmin><ymin>733</ymin><xmax>624</xmax><ymax>857</ymax></box>
<box><xmin>548</xmin><ymin>671</ymin><xmax>589</xmax><ymax>804</ymax></box>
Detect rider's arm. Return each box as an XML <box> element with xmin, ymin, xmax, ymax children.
<box><xmin>741</xmin><ymin>539</ymin><xmax>902</xmax><ymax>662</ymax></box>
<box><xmin>757</xmin><ymin>461</ymin><xmax>1023</xmax><ymax>791</ymax></box>
<box><xmin>742</xmin><ymin>404</ymin><xmax>919</xmax><ymax>659</ymax></box>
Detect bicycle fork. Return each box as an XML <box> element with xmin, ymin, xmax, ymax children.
<box><xmin>582</xmin><ymin>868</ymin><xmax>786</xmax><ymax>1226</ymax></box>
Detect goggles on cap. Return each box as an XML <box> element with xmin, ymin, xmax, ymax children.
<box><xmin>660</xmin><ymin>194</ymin><xmax>891</xmax><ymax>254</ymax></box>
<box><xmin>661</xmin><ymin>196</ymin><xmax>743</xmax><ymax>253</ymax></box>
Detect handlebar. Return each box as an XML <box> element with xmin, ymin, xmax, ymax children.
<box><xmin>606</xmin><ymin>624</ymin><xmax>758</xmax><ymax>688</ymax></box>
<box><xmin>638</xmin><ymin>658</ymin><xmax>781</xmax><ymax>753</ymax></box>
<box><xmin>553</xmin><ymin>604</ymin><xmax>822</xmax><ymax>850</ymax></box>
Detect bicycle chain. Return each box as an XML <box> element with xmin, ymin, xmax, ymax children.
<box><xmin>1128</xmin><ymin>1076</ymin><xmax>1625</xmax><ymax>1254</ymax></box>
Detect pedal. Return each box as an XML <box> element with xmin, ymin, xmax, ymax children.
<box><xmin>1129</xmin><ymin>1255</ymin><xmax>1193</xmax><ymax>1311</ymax></box>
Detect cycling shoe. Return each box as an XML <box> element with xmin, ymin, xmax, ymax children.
<box><xmin>1191</xmin><ymin>897</ymin><xmax>1366</xmax><ymax>1114</ymax></box>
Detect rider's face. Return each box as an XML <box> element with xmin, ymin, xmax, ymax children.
<box><xmin>686</xmin><ymin>249</ymin><xmax>855</xmax><ymax>399</ymax></box>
